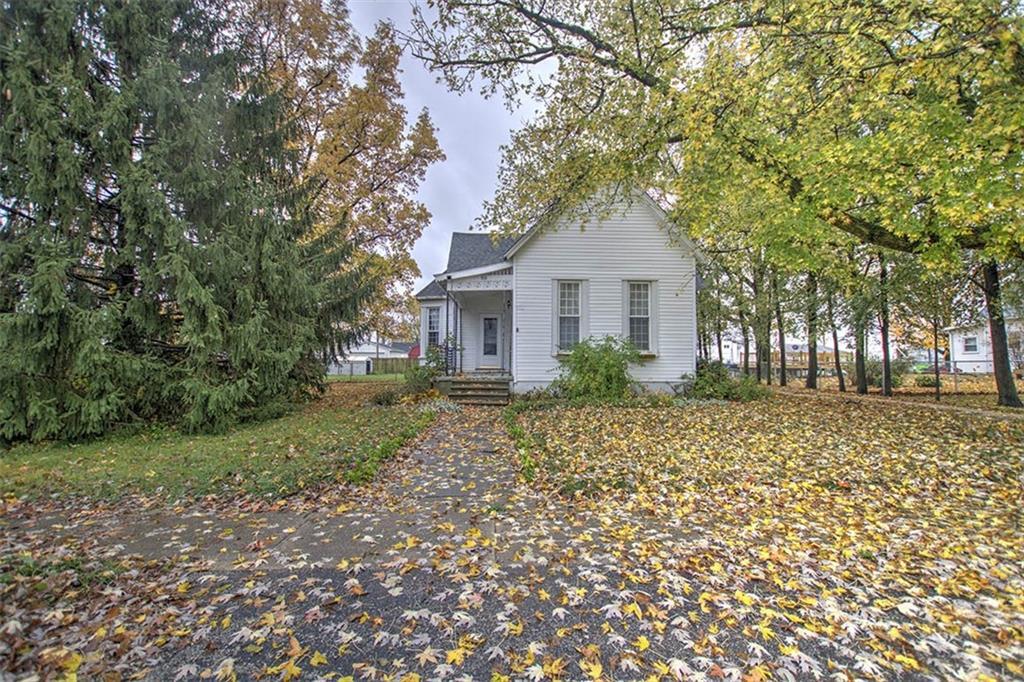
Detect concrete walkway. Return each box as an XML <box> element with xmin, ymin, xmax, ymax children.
<box><xmin>8</xmin><ymin>405</ymin><xmax>997</xmax><ymax>679</ymax></box>
<box><xmin>143</xmin><ymin>407</ymin><xmax>681</xmax><ymax>680</ymax></box>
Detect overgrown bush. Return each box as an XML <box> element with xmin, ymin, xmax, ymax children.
<box><xmin>403</xmin><ymin>365</ymin><xmax>434</xmax><ymax>393</ymax></box>
<box><xmin>689</xmin><ymin>360</ymin><xmax>770</xmax><ymax>402</ymax></box>
<box><xmin>373</xmin><ymin>388</ymin><xmax>404</xmax><ymax>406</ymax></box>
<box><xmin>914</xmin><ymin>373</ymin><xmax>940</xmax><ymax>388</ymax></box>
<box><xmin>551</xmin><ymin>336</ymin><xmax>640</xmax><ymax>401</ymax></box>
<box><xmin>864</xmin><ymin>358</ymin><xmax>912</xmax><ymax>388</ymax></box>
<box><xmin>404</xmin><ymin>345</ymin><xmax>445</xmax><ymax>393</ymax></box>
<box><xmin>842</xmin><ymin>357</ymin><xmax>913</xmax><ymax>389</ymax></box>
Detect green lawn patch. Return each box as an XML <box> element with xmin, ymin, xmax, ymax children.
<box><xmin>0</xmin><ymin>382</ymin><xmax>433</xmax><ymax>501</ymax></box>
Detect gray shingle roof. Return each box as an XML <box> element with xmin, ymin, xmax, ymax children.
<box><xmin>415</xmin><ymin>280</ymin><xmax>445</xmax><ymax>299</ymax></box>
<box><xmin>442</xmin><ymin>232</ymin><xmax>516</xmax><ymax>274</ymax></box>
<box><xmin>414</xmin><ymin>232</ymin><xmax>516</xmax><ymax>300</ymax></box>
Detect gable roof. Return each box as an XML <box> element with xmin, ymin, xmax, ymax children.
<box><xmin>442</xmin><ymin>232</ymin><xmax>517</xmax><ymax>274</ymax></box>
<box><xmin>415</xmin><ymin>280</ymin><xmax>446</xmax><ymax>300</ymax></box>
<box><xmin>503</xmin><ymin>188</ymin><xmax>705</xmax><ymax>263</ymax></box>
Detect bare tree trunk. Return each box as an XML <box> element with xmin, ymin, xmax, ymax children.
<box><xmin>715</xmin><ymin>296</ymin><xmax>724</xmax><ymax>362</ymax></box>
<box><xmin>740</xmin><ymin>312</ymin><xmax>751</xmax><ymax>376</ymax></box>
<box><xmin>805</xmin><ymin>272</ymin><xmax>818</xmax><ymax>389</ymax></box>
<box><xmin>854</xmin><ymin>317</ymin><xmax>868</xmax><ymax>394</ymax></box>
<box><xmin>932</xmin><ymin>318</ymin><xmax>941</xmax><ymax>402</ymax></box>
<box><xmin>828</xmin><ymin>292</ymin><xmax>845</xmax><ymax>392</ymax></box>
<box><xmin>773</xmin><ymin>274</ymin><xmax>787</xmax><ymax>387</ymax></box>
<box><xmin>879</xmin><ymin>255</ymin><xmax>893</xmax><ymax>396</ymax></box>
<box><xmin>981</xmin><ymin>261</ymin><xmax>1022</xmax><ymax>407</ymax></box>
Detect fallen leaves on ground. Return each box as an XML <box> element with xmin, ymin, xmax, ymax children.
<box><xmin>3</xmin><ymin>393</ymin><xmax>1022</xmax><ymax>680</ymax></box>
<box><xmin>516</xmin><ymin>395</ymin><xmax>1024</xmax><ymax>679</ymax></box>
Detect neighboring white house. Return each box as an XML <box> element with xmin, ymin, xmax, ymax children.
<box><xmin>947</xmin><ymin>318</ymin><xmax>1024</xmax><ymax>374</ymax></box>
<box><xmin>326</xmin><ymin>334</ymin><xmax>414</xmax><ymax>376</ymax></box>
<box><xmin>415</xmin><ymin>190</ymin><xmax>700</xmax><ymax>392</ymax></box>
<box><xmin>344</xmin><ymin>333</ymin><xmax>411</xmax><ymax>361</ymax></box>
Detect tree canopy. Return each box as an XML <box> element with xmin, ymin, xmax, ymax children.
<box><xmin>0</xmin><ymin>0</ymin><xmax>441</xmax><ymax>440</ymax></box>
<box><xmin>413</xmin><ymin>0</ymin><xmax>1024</xmax><ymax>405</ymax></box>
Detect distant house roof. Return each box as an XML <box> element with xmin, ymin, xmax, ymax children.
<box><xmin>390</xmin><ymin>341</ymin><xmax>415</xmax><ymax>353</ymax></box>
<box><xmin>415</xmin><ymin>281</ymin><xmax>446</xmax><ymax>299</ymax></box>
<box><xmin>441</xmin><ymin>232</ymin><xmax>517</xmax><ymax>274</ymax></box>
<box><xmin>945</xmin><ymin>316</ymin><xmax>1021</xmax><ymax>332</ymax></box>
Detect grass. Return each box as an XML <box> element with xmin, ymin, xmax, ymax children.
<box><xmin>0</xmin><ymin>381</ymin><xmax>432</xmax><ymax>501</ymax></box>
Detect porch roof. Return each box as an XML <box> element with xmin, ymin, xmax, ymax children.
<box><xmin>439</xmin><ymin>232</ymin><xmax>516</xmax><ymax>275</ymax></box>
<box><xmin>414</xmin><ymin>281</ymin><xmax>446</xmax><ymax>300</ymax></box>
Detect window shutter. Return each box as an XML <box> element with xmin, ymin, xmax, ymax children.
<box><xmin>550</xmin><ymin>280</ymin><xmax>558</xmax><ymax>356</ymax></box>
<box><xmin>581</xmin><ymin>280</ymin><xmax>590</xmax><ymax>341</ymax></box>
<box><xmin>650</xmin><ymin>281</ymin><xmax>659</xmax><ymax>355</ymax></box>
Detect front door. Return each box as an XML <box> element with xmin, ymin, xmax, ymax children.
<box><xmin>481</xmin><ymin>315</ymin><xmax>500</xmax><ymax>367</ymax></box>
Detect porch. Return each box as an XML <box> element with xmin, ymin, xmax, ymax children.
<box><xmin>438</xmin><ymin>269</ymin><xmax>513</xmax><ymax>376</ymax></box>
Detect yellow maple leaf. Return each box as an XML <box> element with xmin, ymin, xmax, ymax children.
<box><xmin>579</xmin><ymin>659</ymin><xmax>603</xmax><ymax>680</ymax></box>
<box><xmin>734</xmin><ymin>590</ymin><xmax>756</xmax><ymax>606</ymax></box>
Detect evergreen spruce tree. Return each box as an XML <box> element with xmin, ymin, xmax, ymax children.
<box><xmin>0</xmin><ymin>0</ymin><xmax>372</xmax><ymax>440</ymax></box>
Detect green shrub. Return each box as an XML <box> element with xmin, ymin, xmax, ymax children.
<box><xmin>373</xmin><ymin>387</ymin><xmax>404</xmax><ymax>406</ymax></box>
<box><xmin>914</xmin><ymin>373</ymin><xmax>940</xmax><ymax>388</ymax></box>
<box><xmin>843</xmin><ymin>357</ymin><xmax>913</xmax><ymax>389</ymax></box>
<box><xmin>551</xmin><ymin>336</ymin><xmax>640</xmax><ymax>402</ymax></box>
<box><xmin>734</xmin><ymin>374</ymin><xmax>771</xmax><ymax>401</ymax></box>
<box><xmin>864</xmin><ymin>357</ymin><xmax>912</xmax><ymax>388</ymax></box>
<box><xmin>689</xmin><ymin>360</ymin><xmax>769</xmax><ymax>402</ymax></box>
<box><xmin>403</xmin><ymin>365</ymin><xmax>435</xmax><ymax>393</ymax></box>
<box><xmin>403</xmin><ymin>345</ymin><xmax>445</xmax><ymax>393</ymax></box>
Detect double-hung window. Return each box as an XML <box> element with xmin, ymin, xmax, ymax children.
<box><xmin>557</xmin><ymin>281</ymin><xmax>581</xmax><ymax>350</ymax></box>
<box><xmin>426</xmin><ymin>307</ymin><xmax>440</xmax><ymax>348</ymax></box>
<box><xmin>627</xmin><ymin>281</ymin><xmax>651</xmax><ymax>351</ymax></box>
<box><xmin>963</xmin><ymin>336</ymin><xmax>978</xmax><ymax>353</ymax></box>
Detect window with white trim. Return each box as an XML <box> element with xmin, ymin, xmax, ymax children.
<box><xmin>426</xmin><ymin>307</ymin><xmax>440</xmax><ymax>348</ymax></box>
<box><xmin>557</xmin><ymin>281</ymin><xmax>581</xmax><ymax>350</ymax></box>
<box><xmin>627</xmin><ymin>281</ymin><xmax>651</xmax><ymax>351</ymax></box>
<box><xmin>963</xmin><ymin>336</ymin><xmax>978</xmax><ymax>353</ymax></box>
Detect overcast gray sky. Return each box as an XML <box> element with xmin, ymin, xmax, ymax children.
<box><xmin>349</xmin><ymin>1</ymin><xmax>527</xmax><ymax>294</ymax></box>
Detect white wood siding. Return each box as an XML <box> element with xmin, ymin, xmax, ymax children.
<box><xmin>457</xmin><ymin>291</ymin><xmax>510</xmax><ymax>370</ymax></box>
<box><xmin>512</xmin><ymin>196</ymin><xmax>697</xmax><ymax>388</ymax></box>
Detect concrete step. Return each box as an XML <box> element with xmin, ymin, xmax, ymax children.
<box><xmin>449</xmin><ymin>385</ymin><xmax>510</xmax><ymax>394</ymax></box>
<box><xmin>440</xmin><ymin>375</ymin><xmax>511</xmax><ymax>405</ymax></box>
<box><xmin>453</xmin><ymin>396</ymin><xmax>510</xmax><ymax>406</ymax></box>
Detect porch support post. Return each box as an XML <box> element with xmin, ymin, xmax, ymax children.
<box><xmin>444</xmin><ymin>282</ymin><xmax>451</xmax><ymax>375</ymax></box>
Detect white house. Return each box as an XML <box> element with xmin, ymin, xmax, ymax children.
<box><xmin>343</xmin><ymin>333</ymin><xmax>411</xmax><ymax>361</ymax></box>
<box><xmin>947</xmin><ymin>318</ymin><xmax>1024</xmax><ymax>374</ymax></box>
<box><xmin>415</xmin><ymin>191</ymin><xmax>700</xmax><ymax>393</ymax></box>
<box><xmin>326</xmin><ymin>334</ymin><xmax>413</xmax><ymax>376</ymax></box>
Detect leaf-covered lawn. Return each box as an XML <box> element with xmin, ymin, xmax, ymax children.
<box><xmin>514</xmin><ymin>396</ymin><xmax>1024</xmax><ymax>679</ymax></box>
<box><xmin>0</xmin><ymin>381</ymin><xmax>431</xmax><ymax>501</ymax></box>
<box><xmin>812</xmin><ymin>374</ymin><xmax>1024</xmax><ymax>412</ymax></box>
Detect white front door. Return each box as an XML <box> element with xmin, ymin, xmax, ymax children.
<box><xmin>481</xmin><ymin>315</ymin><xmax>500</xmax><ymax>367</ymax></box>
